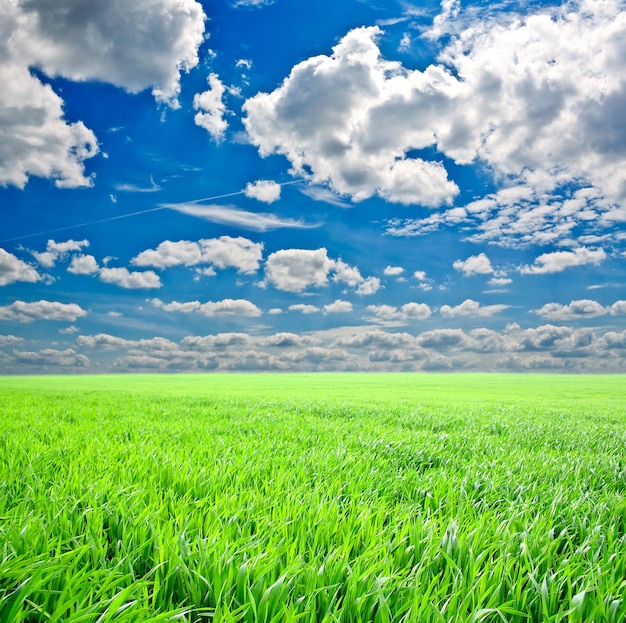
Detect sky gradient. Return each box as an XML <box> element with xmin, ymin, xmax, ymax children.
<box><xmin>1</xmin><ymin>0</ymin><xmax>625</xmax><ymax>373</ymax></box>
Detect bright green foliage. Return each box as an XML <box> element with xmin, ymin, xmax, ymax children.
<box><xmin>0</xmin><ymin>374</ymin><xmax>625</xmax><ymax>622</ymax></box>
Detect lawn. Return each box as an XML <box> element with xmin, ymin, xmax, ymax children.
<box><xmin>1</xmin><ymin>374</ymin><xmax>624</xmax><ymax>622</ymax></box>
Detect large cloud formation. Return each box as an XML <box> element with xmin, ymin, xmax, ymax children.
<box><xmin>0</xmin><ymin>0</ymin><xmax>206</xmax><ymax>188</ymax></box>
<box><xmin>244</xmin><ymin>0</ymin><xmax>626</xmax><ymax>231</ymax></box>
<box><xmin>243</xmin><ymin>26</ymin><xmax>460</xmax><ymax>206</ymax></box>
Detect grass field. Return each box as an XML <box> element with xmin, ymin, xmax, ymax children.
<box><xmin>1</xmin><ymin>374</ymin><xmax>625</xmax><ymax>622</ymax></box>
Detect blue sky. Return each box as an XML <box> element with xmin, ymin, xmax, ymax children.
<box><xmin>1</xmin><ymin>0</ymin><xmax>625</xmax><ymax>373</ymax></box>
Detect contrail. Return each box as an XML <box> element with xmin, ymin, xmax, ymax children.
<box><xmin>0</xmin><ymin>179</ymin><xmax>305</xmax><ymax>244</ymax></box>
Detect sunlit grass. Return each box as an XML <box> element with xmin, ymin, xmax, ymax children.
<box><xmin>1</xmin><ymin>374</ymin><xmax>625</xmax><ymax>622</ymax></box>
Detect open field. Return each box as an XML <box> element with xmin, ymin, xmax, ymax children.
<box><xmin>1</xmin><ymin>374</ymin><xmax>625</xmax><ymax>622</ymax></box>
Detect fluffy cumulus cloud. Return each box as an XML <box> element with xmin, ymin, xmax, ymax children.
<box><xmin>453</xmin><ymin>253</ymin><xmax>493</xmax><ymax>276</ymax></box>
<box><xmin>67</xmin><ymin>254</ymin><xmax>100</xmax><ymax>275</ymax></box>
<box><xmin>244</xmin><ymin>26</ymin><xmax>459</xmax><ymax>207</ymax></box>
<box><xmin>0</xmin><ymin>249</ymin><xmax>41</xmax><ymax>285</ymax></box>
<box><xmin>132</xmin><ymin>237</ymin><xmax>264</xmax><ymax>274</ymax></box>
<box><xmin>440</xmin><ymin>299</ymin><xmax>509</xmax><ymax>318</ymax></box>
<box><xmin>13</xmin><ymin>348</ymin><xmax>88</xmax><ymax>367</ymax></box>
<box><xmin>0</xmin><ymin>58</ymin><xmax>98</xmax><ymax>188</ymax></box>
<box><xmin>151</xmin><ymin>297</ymin><xmax>262</xmax><ymax>317</ymax></box>
<box><xmin>535</xmin><ymin>299</ymin><xmax>626</xmax><ymax>321</ymax></box>
<box><xmin>519</xmin><ymin>247</ymin><xmax>607</xmax><ymax>275</ymax></box>
<box><xmin>0</xmin><ymin>0</ymin><xmax>205</xmax><ymax>188</ymax></box>
<box><xmin>244</xmin><ymin>180</ymin><xmax>281</xmax><ymax>203</ymax></box>
<box><xmin>346</xmin><ymin>0</ymin><xmax>626</xmax><ymax>242</ymax></box>
<box><xmin>288</xmin><ymin>304</ymin><xmax>320</xmax><ymax>315</ymax></box>
<box><xmin>21</xmin><ymin>241</ymin><xmax>162</xmax><ymax>289</ymax></box>
<box><xmin>8</xmin><ymin>320</ymin><xmax>624</xmax><ymax>373</ymax></box>
<box><xmin>323</xmin><ymin>300</ymin><xmax>353</xmax><ymax>314</ymax></box>
<box><xmin>32</xmin><ymin>239</ymin><xmax>90</xmax><ymax>267</ymax></box>
<box><xmin>264</xmin><ymin>248</ymin><xmax>337</xmax><ymax>292</ymax></box>
<box><xmin>0</xmin><ymin>300</ymin><xmax>87</xmax><ymax>322</ymax></box>
<box><xmin>383</xmin><ymin>266</ymin><xmax>404</xmax><ymax>276</ymax></box>
<box><xmin>99</xmin><ymin>267</ymin><xmax>162</xmax><ymax>290</ymax></box>
<box><xmin>0</xmin><ymin>335</ymin><xmax>23</xmax><ymax>346</ymax></box>
<box><xmin>366</xmin><ymin>302</ymin><xmax>432</xmax><ymax>323</ymax></box>
<box><xmin>436</xmin><ymin>0</ymin><xmax>626</xmax><ymax>202</ymax></box>
<box><xmin>193</xmin><ymin>73</ymin><xmax>229</xmax><ymax>142</ymax></box>
<box><xmin>264</xmin><ymin>248</ymin><xmax>378</xmax><ymax>294</ymax></box>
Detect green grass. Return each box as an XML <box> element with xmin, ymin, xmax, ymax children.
<box><xmin>0</xmin><ymin>374</ymin><xmax>625</xmax><ymax>622</ymax></box>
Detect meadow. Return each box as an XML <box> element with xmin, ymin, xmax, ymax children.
<box><xmin>0</xmin><ymin>373</ymin><xmax>624</xmax><ymax>622</ymax></box>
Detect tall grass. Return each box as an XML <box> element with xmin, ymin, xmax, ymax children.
<box><xmin>1</xmin><ymin>374</ymin><xmax>625</xmax><ymax>622</ymax></box>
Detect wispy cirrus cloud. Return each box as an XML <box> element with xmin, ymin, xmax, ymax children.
<box><xmin>165</xmin><ymin>202</ymin><xmax>316</xmax><ymax>232</ymax></box>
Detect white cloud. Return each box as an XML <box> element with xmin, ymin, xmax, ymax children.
<box><xmin>0</xmin><ymin>300</ymin><xmax>87</xmax><ymax>323</ymax></box>
<box><xmin>399</xmin><ymin>33</ymin><xmax>411</xmax><ymax>52</ymax></box>
<box><xmin>248</xmin><ymin>1</ymin><xmax>626</xmax><ymax>241</ymax></box>
<box><xmin>610</xmin><ymin>301</ymin><xmax>626</xmax><ymax>316</ymax></box>
<box><xmin>384</xmin><ymin>266</ymin><xmax>404</xmax><ymax>276</ymax></box>
<box><xmin>0</xmin><ymin>335</ymin><xmax>23</xmax><ymax>346</ymax></box>
<box><xmin>440</xmin><ymin>299</ymin><xmax>509</xmax><ymax>318</ymax></box>
<box><xmin>263</xmin><ymin>249</ymin><xmax>380</xmax><ymax>295</ymax></box>
<box><xmin>32</xmin><ymin>239</ymin><xmax>90</xmax><ymax>268</ymax></box>
<box><xmin>59</xmin><ymin>325</ymin><xmax>79</xmax><ymax>334</ymax></box>
<box><xmin>332</xmin><ymin>261</ymin><xmax>364</xmax><ymax>288</ymax></box>
<box><xmin>418</xmin><ymin>328</ymin><xmax>467</xmax><ymax>349</ymax></box>
<box><xmin>236</xmin><ymin>59</ymin><xmax>253</xmax><ymax>70</ymax></box>
<box><xmin>489</xmin><ymin>276</ymin><xmax>512</xmax><ymax>286</ymax></box>
<box><xmin>233</xmin><ymin>0</ymin><xmax>274</xmax><ymax>7</ymax></box>
<box><xmin>115</xmin><ymin>177</ymin><xmax>161</xmax><ymax>193</ymax></box>
<box><xmin>603</xmin><ymin>330</ymin><xmax>626</xmax><ymax>349</ymax></box>
<box><xmin>288</xmin><ymin>304</ymin><xmax>320</xmax><ymax>315</ymax></box>
<box><xmin>243</xmin><ymin>26</ymin><xmax>459</xmax><ymax>207</ymax></box>
<box><xmin>434</xmin><ymin>0</ymin><xmax>626</xmax><ymax>202</ymax></box>
<box><xmin>366</xmin><ymin>302</ymin><xmax>431</xmax><ymax>323</ymax></box>
<box><xmin>262</xmin><ymin>333</ymin><xmax>313</xmax><ymax>348</ymax></box>
<box><xmin>388</xmin><ymin>184</ymin><xmax>625</xmax><ymax>248</ymax></box>
<box><xmin>519</xmin><ymin>247</ymin><xmax>606</xmax><ymax>274</ymax></box>
<box><xmin>0</xmin><ymin>249</ymin><xmax>41</xmax><ymax>285</ymax></box>
<box><xmin>11</xmin><ymin>0</ymin><xmax>206</xmax><ymax>106</ymax></box>
<box><xmin>244</xmin><ymin>180</ymin><xmax>281</xmax><ymax>203</ymax></box>
<box><xmin>200</xmin><ymin>237</ymin><xmax>263</xmax><ymax>274</ymax></box>
<box><xmin>132</xmin><ymin>240</ymin><xmax>203</xmax><ymax>269</ymax></box>
<box><xmin>0</xmin><ymin>59</ymin><xmax>99</xmax><ymax>188</ymax></box>
<box><xmin>167</xmin><ymin>203</ymin><xmax>313</xmax><ymax>232</ymax></box>
<box><xmin>132</xmin><ymin>237</ymin><xmax>264</xmax><ymax>274</ymax></box>
<box><xmin>264</xmin><ymin>248</ymin><xmax>336</xmax><ymax>292</ymax></box>
<box><xmin>453</xmin><ymin>253</ymin><xmax>494</xmax><ymax>276</ymax></box>
<box><xmin>356</xmin><ymin>277</ymin><xmax>382</xmax><ymax>296</ymax></box>
<box><xmin>324</xmin><ymin>300</ymin><xmax>353</xmax><ymax>314</ymax></box>
<box><xmin>182</xmin><ymin>333</ymin><xmax>251</xmax><ymax>350</ymax></box>
<box><xmin>99</xmin><ymin>267</ymin><xmax>162</xmax><ymax>289</ymax></box>
<box><xmin>401</xmin><ymin>302</ymin><xmax>432</xmax><ymax>319</ymax></box>
<box><xmin>299</xmin><ymin>185</ymin><xmax>351</xmax><ymax>207</ymax></box>
<box><xmin>68</xmin><ymin>254</ymin><xmax>99</xmax><ymax>275</ymax></box>
<box><xmin>197</xmin><ymin>299</ymin><xmax>262</xmax><ymax>317</ymax></box>
<box><xmin>151</xmin><ymin>297</ymin><xmax>261</xmax><ymax>317</ymax></box>
<box><xmin>413</xmin><ymin>270</ymin><xmax>434</xmax><ymax>291</ymax></box>
<box><xmin>9</xmin><ymin>321</ymin><xmax>625</xmax><ymax>373</ymax></box>
<box><xmin>76</xmin><ymin>334</ymin><xmax>134</xmax><ymax>349</ymax></box>
<box><xmin>0</xmin><ymin>0</ymin><xmax>205</xmax><ymax>188</ymax></box>
<box><xmin>193</xmin><ymin>73</ymin><xmax>229</xmax><ymax>142</ymax></box>
<box><xmin>149</xmin><ymin>298</ymin><xmax>201</xmax><ymax>313</ymax></box>
<box><xmin>13</xmin><ymin>348</ymin><xmax>88</xmax><ymax>367</ymax></box>
<box><xmin>534</xmin><ymin>299</ymin><xmax>608</xmax><ymax>321</ymax></box>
